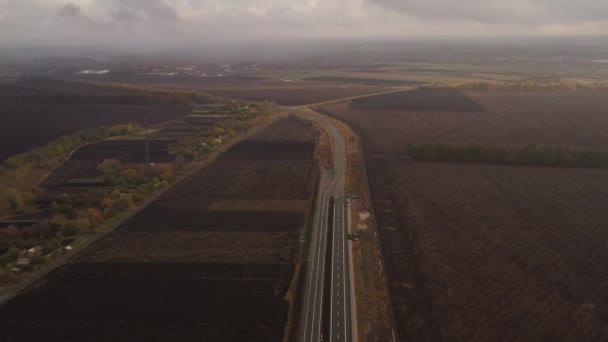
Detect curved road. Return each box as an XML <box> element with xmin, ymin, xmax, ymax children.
<box><xmin>284</xmin><ymin>107</ymin><xmax>352</xmax><ymax>342</ymax></box>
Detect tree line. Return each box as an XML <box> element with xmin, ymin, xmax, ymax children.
<box><xmin>1</xmin><ymin>124</ymin><xmax>143</xmax><ymax>215</ymax></box>
<box><xmin>80</xmin><ymin>80</ymin><xmax>220</xmax><ymax>104</ymax></box>
<box><xmin>407</xmin><ymin>143</ymin><xmax>608</xmax><ymax>169</ymax></box>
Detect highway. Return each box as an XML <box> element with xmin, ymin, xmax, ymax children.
<box><xmin>284</xmin><ymin>107</ymin><xmax>352</xmax><ymax>342</ymax></box>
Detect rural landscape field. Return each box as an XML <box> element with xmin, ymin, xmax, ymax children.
<box><xmin>319</xmin><ymin>86</ymin><xmax>608</xmax><ymax>340</ymax></box>
<box><xmin>3</xmin><ymin>2</ymin><xmax>608</xmax><ymax>340</ymax></box>
<box><xmin>0</xmin><ymin>118</ymin><xmax>320</xmax><ymax>341</ymax></box>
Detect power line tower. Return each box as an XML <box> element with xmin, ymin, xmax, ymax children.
<box><xmin>144</xmin><ymin>113</ymin><xmax>151</xmax><ymax>165</ymax></box>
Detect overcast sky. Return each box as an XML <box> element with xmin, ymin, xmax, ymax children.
<box><xmin>0</xmin><ymin>0</ymin><xmax>607</xmax><ymax>49</ymax></box>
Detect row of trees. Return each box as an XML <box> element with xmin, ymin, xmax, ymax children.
<box><xmin>2</xmin><ymin>124</ymin><xmax>141</xmax><ymax>171</ymax></box>
<box><xmin>1</xmin><ymin>124</ymin><xmax>143</xmax><ymax>215</ymax></box>
<box><xmin>407</xmin><ymin>143</ymin><xmax>608</xmax><ymax>169</ymax></box>
<box><xmin>79</xmin><ymin>80</ymin><xmax>221</xmax><ymax>105</ymax></box>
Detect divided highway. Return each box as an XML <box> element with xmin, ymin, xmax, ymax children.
<box><xmin>284</xmin><ymin>107</ymin><xmax>352</xmax><ymax>342</ymax></box>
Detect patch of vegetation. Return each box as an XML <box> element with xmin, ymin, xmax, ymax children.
<box><xmin>0</xmin><ymin>100</ymin><xmax>278</xmax><ymax>285</ymax></box>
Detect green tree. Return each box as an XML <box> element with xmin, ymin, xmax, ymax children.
<box><xmin>6</xmin><ymin>188</ymin><xmax>24</xmax><ymax>211</ymax></box>
<box><xmin>98</xmin><ymin>159</ymin><xmax>123</xmax><ymax>179</ymax></box>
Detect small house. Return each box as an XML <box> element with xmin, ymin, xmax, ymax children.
<box><xmin>16</xmin><ymin>258</ymin><xmax>30</xmax><ymax>267</ymax></box>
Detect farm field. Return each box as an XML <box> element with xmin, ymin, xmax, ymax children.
<box><xmin>71</xmin><ymin>74</ymin><xmax>387</xmax><ymax>105</ymax></box>
<box><xmin>251</xmin><ymin>61</ymin><xmax>608</xmax><ymax>85</ymax></box>
<box><xmin>0</xmin><ymin>104</ymin><xmax>188</xmax><ymax>161</ymax></box>
<box><xmin>320</xmin><ymin>89</ymin><xmax>608</xmax><ymax>154</ymax></box>
<box><xmin>349</xmin><ymin>88</ymin><xmax>483</xmax><ymax>112</ymax></box>
<box><xmin>0</xmin><ymin>117</ymin><xmax>320</xmax><ymax>341</ymax></box>
<box><xmin>367</xmin><ymin>160</ymin><xmax>608</xmax><ymax>340</ymax></box>
<box><xmin>318</xmin><ymin>88</ymin><xmax>608</xmax><ymax>341</ymax></box>
<box><xmin>0</xmin><ymin>263</ymin><xmax>289</xmax><ymax>342</ymax></box>
<box><xmin>76</xmin><ymin>231</ymin><xmax>298</xmax><ymax>263</ymax></box>
<box><xmin>161</xmin><ymin>158</ymin><xmax>317</xmax><ymax>200</ymax></box>
<box><xmin>40</xmin><ymin>161</ymin><xmax>102</xmax><ymax>189</ymax></box>
<box><xmin>71</xmin><ymin>139</ymin><xmax>177</xmax><ymax>163</ymax></box>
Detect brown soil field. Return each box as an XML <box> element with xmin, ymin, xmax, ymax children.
<box><xmin>0</xmin><ymin>263</ymin><xmax>289</xmax><ymax>342</ymax></box>
<box><xmin>0</xmin><ymin>105</ymin><xmax>188</xmax><ymax>161</ymax></box>
<box><xmin>162</xmin><ymin>159</ymin><xmax>317</xmax><ymax>200</ymax></box>
<box><xmin>71</xmin><ymin>139</ymin><xmax>177</xmax><ymax>163</ymax></box>
<box><xmin>77</xmin><ymin>231</ymin><xmax>298</xmax><ymax>264</ymax></box>
<box><xmin>121</xmin><ymin>204</ymin><xmax>305</xmax><ymax>232</ymax></box>
<box><xmin>224</xmin><ymin>141</ymin><xmax>316</xmax><ymax>160</ymax></box>
<box><xmin>319</xmin><ymin>89</ymin><xmax>608</xmax><ymax>340</ymax></box>
<box><xmin>209</xmin><ymin>199</ymin><xmax>310</xmax><ymax>212</ymax></box>
<box><xmin>40</xmin><ymin>160</ymin><xmax>102</xmax><ymax>189</ymax></box>
<box><xmin>320</xmin><ymin>90</ymin><xmax>608</xmax><ymax>154</ymax></box>
<box><xmin>368</xmin><ymin>159</ymin><xmax>608</xmax><ymax>340</ymax></box>
<box><xmin>462</xmin><ymin>90</ymin><xmax>608</xmax><ymax>148</ymax></box>
<box><xmin>350</xmin><ymin>89</ymin><xmax>483</xmax><ymax>112</ymax></box>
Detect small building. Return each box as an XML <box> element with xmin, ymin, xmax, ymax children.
<box><xmin>16</xmin><ymin>258</ymin><xmax>30</xmax><ymax>267</ymax></box>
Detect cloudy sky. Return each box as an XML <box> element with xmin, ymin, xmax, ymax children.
<box><xmin>0</xmin><ymin>0</ymin><xmax>607</xmax><ymax>49</ymax></box>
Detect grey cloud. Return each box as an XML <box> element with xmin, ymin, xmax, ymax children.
<box><xmin>108</xmin><ymin>0</ymin><xmax>180</xmax><ymax>23</ymax></box>
<box><xmin>370</xmin><ymin>0</ymin><xmax>608</xmax><ymax>25</ymax></box>
<box><xmin>0</xmin><ymin>0</ymin><xmax>607</xmax><ymax>51</ymax></box>
<box><xmin>56</xmin><ymin>3</ymin><xmax>81</xmax><ymax>18</ymax></box>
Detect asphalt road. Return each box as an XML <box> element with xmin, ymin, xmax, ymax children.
<box><xmin>285</xmin><ymin>107</ymin><xmax>351</xmax><ymax>342</ymax></box>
